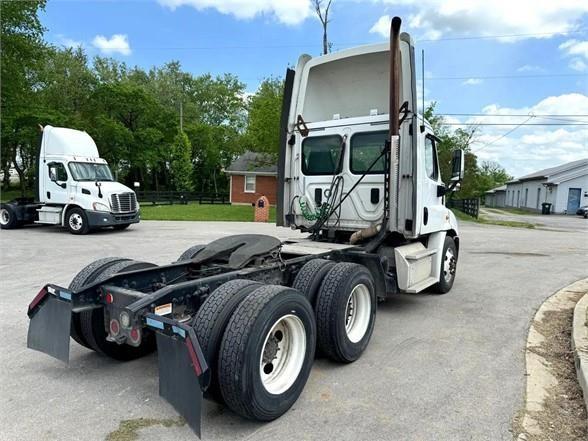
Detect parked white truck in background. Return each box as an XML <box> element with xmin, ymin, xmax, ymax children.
<box><xmin>0</xmin><ymin>125</ymin><xmax>140</xmax><ymax>234</ymax></box>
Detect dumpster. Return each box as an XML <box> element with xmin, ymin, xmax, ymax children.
<box><xmin>541</xmin><ymin>202</ymin><xmax>552</xmax><ymax>214</ymax></box>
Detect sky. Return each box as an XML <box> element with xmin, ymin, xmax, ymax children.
<box><xmin>41</xmin><ymin>0</ymin><xmax>588</xmax><ymax>178</ymax></box>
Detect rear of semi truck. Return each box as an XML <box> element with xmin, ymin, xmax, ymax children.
<box><xmin>26</xmin><ymin>17</ymin><xmax>464</xmax><ymax>438</ymax></box>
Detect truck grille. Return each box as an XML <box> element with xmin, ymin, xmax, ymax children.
<box><xmin>110</xmin><ymin>193</ymin><xmax>137</xmax><ymax>213</ymax></box>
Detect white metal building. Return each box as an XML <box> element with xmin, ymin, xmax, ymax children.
<box><xmin>484</xmin><ymin>185</ymin><xmax>506</xmax><ymax>208</ymax></box>
<box><xmin>501</xmin><ymin>159</ymin><xmax>588</xmax><ymax>214</ymax></box>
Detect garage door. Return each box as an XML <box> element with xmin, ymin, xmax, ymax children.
<box><xmin>566</xmin><ymin>188</ymin><xmax>581</xmax><ymax>214</ymax></box>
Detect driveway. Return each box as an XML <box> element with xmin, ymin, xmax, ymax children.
<box><xmin>1</xmin><ymin>220</ymin><xmax>587</xmax><ymax>441</ymax></box>
<box><xmin>481</xmin><ymin>207</ymin><xmax>588</xmax><ymax>233</ymax></box>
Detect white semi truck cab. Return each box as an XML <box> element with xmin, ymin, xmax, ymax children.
<box><xmin>1</xmin><ymin>126</ymin><xmax>140</xmax><ymax>234</ymax></box>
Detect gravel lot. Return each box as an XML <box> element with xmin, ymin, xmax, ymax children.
<box><xmin>1</xmin><ymin>219</ymin><xmax>587</xmax><ymax>441</ymax></box>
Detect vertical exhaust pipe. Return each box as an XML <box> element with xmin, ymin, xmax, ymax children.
<box><xmin>389</xmin><ymin>16</ymin><xmax>402</xmax><ymax>138</ymax></box>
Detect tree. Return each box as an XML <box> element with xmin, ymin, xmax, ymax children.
<box><xmin>170</xmin><ymin>131</ymin><xmax>193</xmax><ymax>192</ymax></box>
<box><xmin>1</xmin><ymin>0</ymin><xmax>47</xmax><ymax>194</ymax></box>
<box><xmin>244</xmin><ymin>78</ymin><xmax>283</xmax><ymax>154</ymax></box>
<box><xmin>313</xmin><ymin>0</ymin><xmax>333</xmax><ymax>55</ymax></box>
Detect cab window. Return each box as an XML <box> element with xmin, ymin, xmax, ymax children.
<box><xmin>302</xmin><ymin>135</ymin><xmax>343</xmax><ymax>175</ymax></box>
<box><xmin>48</xmin><ymin>162</ymin><xmax>68</xmax><ymax>181</ymax></box>
<box><xmin>424</xmin><ymin>136</ymin><xmax>439</xmax><ymax>180</ymax></box>
<box><xmin>350</xmin><ymin>131</ymin><xmax>387</xmax><ymax>174</ymax></box>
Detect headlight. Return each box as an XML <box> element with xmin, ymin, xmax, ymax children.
<box><xmin>92</xmin><ymin>202</ymin><xmax>110</xmax><ymax>212</ymax></box>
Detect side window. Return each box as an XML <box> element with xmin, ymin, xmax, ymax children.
<box><xmin>302</xmin><ymin>135</ymin><xmax>343</xmax><ymax>175</ymax></box>
<box><xmin>350</xmin><ymin>131</ymin><xmax>387</xmax><ymax>174</ymax></box>
<box><xmin>424</xmin><ymin>136</ymin><xmax>438</xmax><ymax>180</ymax></box>
<box><xmin>48</xmin><ymin>162</ymin><xmax>68</xmax><ymax>181</ymax></box>
<box><xmin>244</xmin><ymin>175</ymin><xmax>256</xmax><ymax>193</ymax></box>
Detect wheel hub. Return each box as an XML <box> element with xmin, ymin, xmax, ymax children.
<box><xmin>0</xmin><ymin>208</ymin><xmax>9</xmax><ymax>226</ymax></box>
<box><xmin>443</xmin><ymin>248</ymin><xmax>456</xmax><ymax>282</ymax></box>
<box><xmin>344</xmin><ymin>284</ymin><xmax>371</xmax><ymax>343</ymax></box>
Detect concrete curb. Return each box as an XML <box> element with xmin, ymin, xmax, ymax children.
<box><xmin>516</xmin><ymin>278</ymin><xmax>588</xmax><ymax>440</ymax></box>
<box><xmin>573</xmin><ymin>292</ymin><xmax>588</xmax><ymax>412</ymax></box>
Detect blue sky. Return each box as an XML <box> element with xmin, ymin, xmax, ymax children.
<box><xmin>41</xmin><ymin>0</ymin><xmax>588</xmax><ymax>177</ymax></box>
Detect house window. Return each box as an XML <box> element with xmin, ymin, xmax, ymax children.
<box><xmin>244</xmin><ymin>175</ymin><xmax>256</xmax><ymax>193</ymax></box>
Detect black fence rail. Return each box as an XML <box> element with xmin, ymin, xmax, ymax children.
<box><xmin>446</xmin><ymin>198</ymin><xmax>480</xmax><ymax>218</ymax></box>
<box><xmin>136</xmin><ymin>191</ymin><xmax>230</xmax><ymax>205</ymax></box>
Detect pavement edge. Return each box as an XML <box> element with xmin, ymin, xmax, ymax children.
<box><xmin>573</xmin><ymin>291</ymin><xmax>588</xmax><ymax>413</ymax></box>
<box><xmin>516</xmin><ymin>278</ymin><xmax>588</xmax><ymax>440</ymax></box>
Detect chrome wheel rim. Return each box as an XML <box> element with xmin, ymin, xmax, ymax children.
<box><xmin>345</xmin><ymin>283</ymin><xmax>371</xmax><ymax>343</ymax></box>
<box><xmin>0</xmin><ymin>208</ymin><xmax>10</xmax><ymax>226</ymax></box>
<box><xmin>259</xmin><ymin>314</ymin><xmax>306</xmax><ymax>395</ymax></box>
<box><xmin>69</xmin><ymin>213</ymin><xmax>83</xmax><ymax>231</ymax></box>
<box><xmin>443</xmin><ymin>248</ymin><xmax>456</xmax><ymax>284</ymax></box>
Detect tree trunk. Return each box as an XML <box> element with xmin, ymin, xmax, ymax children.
<box><xmin>323</xmin><ymin>24</ymin><xmax>328</xmax><ymax>55</ymax></box>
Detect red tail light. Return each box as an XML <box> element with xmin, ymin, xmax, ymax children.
<box><xmin>109</xmin><ymin>319</ymin><xmax>120</xmax><ymax>336</ymax></box>
<box><xmin>129</xmin><ymin>328</ymin><xmax>141</xmax><ymax>344</ymax></box>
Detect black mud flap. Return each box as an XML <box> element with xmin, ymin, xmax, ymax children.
<box><xmin>27</xmin><ymin>286</ymin><xmax>72</xmax><ymax>363</ymax></box>
<box><xmin>146</xmin><ymin>314</ymin><xmax>210</xmax><ymax>438</ymax></box>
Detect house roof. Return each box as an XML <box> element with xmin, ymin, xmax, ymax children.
<box><xmin>225</xmin><ymin>151</ymin><xmax>277</xmax><ymax>175</ymax></box>
<box><xmin>507</xmin><ymin>158</ymin><xmax>588</xmax><ymax>184</ymax></box>
<box><xmin>485</xmin><ymin>184</ymin><xmax>507</xmax><ymax>194</ymax></box>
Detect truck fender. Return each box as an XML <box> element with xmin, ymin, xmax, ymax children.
<box><xmin>60</xmin><ymin>203</ymin><xmax>77</xmax><ymax>226</ymax></box>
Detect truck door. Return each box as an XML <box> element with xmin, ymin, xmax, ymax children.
<box><xmin>45</xmin><ymin>162</ymin><xmax>70</xmax><ymax>205</ymax></box>
<box><xmin>418</xmin><ymin>133</ymin><xmax>446</xmax><ymax>234</ymax></box>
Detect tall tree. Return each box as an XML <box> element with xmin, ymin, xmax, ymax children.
<box><xmin>313</xmin><ymin>0</ymin><xmax>333</xmax><ymax>55</ymax></box>
<box><xmin>170</xmin><ymin>130</ymin><xmax>194</xmax><ymax>192</ymax></box>
<box><xmin>245</xmin><ymin>78</ymin><xmax>283</xmax><ymax>154</ymax></box>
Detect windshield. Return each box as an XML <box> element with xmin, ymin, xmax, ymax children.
<box><xmin>68</xmin><ymin>162</ymin><xmax>114</xmax><ymax>182</ymax></box>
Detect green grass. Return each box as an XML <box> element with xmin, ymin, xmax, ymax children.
<box><xmin>484</xmin><ymin>207</ymin><xmax>537</xmax><ymax>216</ymax></box>
<box><xmin>452</xmin><ymin>209</ymin><xmax>536</xmax><ymax>229</ymax></box>
<box><xmin>0</xmin><ymin>188</ymin><xmax>33</xmax><ymax>202</ymax></box>
<box><xmin>140</xmin><ymin>202</ymin><xmax>276</xmax><ymax>222</ymax></box>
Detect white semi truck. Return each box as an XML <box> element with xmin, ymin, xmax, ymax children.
<box><xmin>0</xmin><ymin>125</ymin><xmax>140</xmax><ymax>234</ymax></box>
<box><xmin>26</xmin><ymin>17</ymin><xmax>463</xmax><ymax>438</ymax></box>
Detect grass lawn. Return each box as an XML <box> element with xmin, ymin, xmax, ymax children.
<box><xmin>140</xmin><ymin>203</ymin><xmax>276</xmax><ymax>222</ymax></box>
<box><xmin>452</xmin><ymin>209</ymin><xmax>536</xmax><ymax>229</ymax></box>
<box><xmin>1</xmin><ymin>188</ymin><xmax>33</xmax><ymax>202</ymax></box>
<box><xmin>484</xmin><ymin>206</ymin><xmax>537</xmax><ymax>216</ymax></box>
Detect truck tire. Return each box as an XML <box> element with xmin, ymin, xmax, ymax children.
<box><xmin>292</xmin><ymin>259</ymin><xmax>336</xmax><ymax>305</ymax></box>
<box><xmin>0</xmin><ymin>204</ymin><xmax>20</xmax><ymax>229</ymax></box>
<box><xmin>79</xmin><ymin>259</ymin><xmax>158</xmax><ymax>360</ymax></box>
<box><xmin>68</xmin><ymin>257</ymin><xmax>132</xmax><ymax>349</ymax></box>
<box><xmin>218</xmin><ymin>285</ymin><xmax>316</xmax><ymax>421</ymax></box>
<box><xmin>176</xmin><ymin>244</ymin><xmax>206</xmax><ymax>262</ymax></box>
<box><xmin>193</xmin><ymin>279</ymin><xmax>261</xmax><ymax>403</ymax></box>
<box><xmin>66</xmin><ymin>207</ymin><xmax>90</xmax><ymax>235</ymax></box>
<box><xmin>315</xmin><ymin>262</ymin><xmax>376</xmax><ymax>363</ymax></box>
<box><xmin>431</xmin><ymin>236</ymin><xmax>458</xmax><ymax>294</ymax></box>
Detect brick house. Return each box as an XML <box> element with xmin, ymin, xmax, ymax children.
<box><xmin>225</xmin><ymin>151</ymin><xmax>277</xmax><ymax>205</ymax></box>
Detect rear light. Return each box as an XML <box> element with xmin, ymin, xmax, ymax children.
<box><xmin>129</xmin><ymin>328</ymin><xmax>141</xmax><ymax>345</ymax></box>
<box><xmin>120</xmin><ymin>311</ymin><xmax>130</xmax><ymax>328</ymax></box>
<box><xmin>109</xmin><ymin>319</ymin><xmax>120</xmax><ymax>336</ymax></box>
<box><xmin>28</xmin><ymin>287</ymin><xmax>48</xmax><ymax>313</ymax></box>
<box><xmin>105</xmin><ymin>292</ymin><xmax>114</xmax><ymax>304</ymax></box>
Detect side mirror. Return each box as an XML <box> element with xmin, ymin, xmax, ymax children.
<box><xmin>451</xmin><ymin>149</ymin><xmax>464</xmax><ymax>182</ymax></box>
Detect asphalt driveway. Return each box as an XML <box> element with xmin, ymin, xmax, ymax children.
<box><xmin>1</xmin><ymin>220</ymin><xmax>586</xmax><ymax>441</ymax></box>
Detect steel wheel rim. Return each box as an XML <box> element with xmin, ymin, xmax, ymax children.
<box><xmin>443</xmin><ymin>248</ymin><xmax>456</xmax><ymax>283</ymax></box>
<box><xmin>69</xmin><ymin>213</ymin><xmax>83</xmax><ymax>231</ymax></box>
<box><xmin>345</xmin><ymin>283</ymin><xmax>371</xmax><ymax>343</ymax></box>
<box><xmin>259</xmin><ymin>314</ymin><xmax>306</xmax><ymax>395</ymax></box>
<box><xmin>0</xmin><ymin>208</ymin><xmax>10</xmax><ymax>226</ymax></box>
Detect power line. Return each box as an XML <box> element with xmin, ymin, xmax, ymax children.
<box><xmin>437</xmin><ymin>113</ymin><xmax>588</xmax><ymax>117</ymax></box>
<box><xmin>473</xmin><ymin>116</ymin><xmax>535</xmax><ymax>152</ymax></box>
<box><xmin>417</xmin><ymin>29</ymin><xmax>586</xmax><ymax>42</ymax></box>
<box><xmin>419</xmin><ymin>73</ymin><xmax>586</xmax><ymax>81</ymax></box>
<box><xmin>441</xmin><ymin>122</ymin><xmax>588</xmax><ymax>126</ymax></box>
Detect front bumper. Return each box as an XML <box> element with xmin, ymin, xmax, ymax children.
<box><xmin>86</xmin><ymin>210</ymin><xmax>140</xmax><ymax>227</ymax></box>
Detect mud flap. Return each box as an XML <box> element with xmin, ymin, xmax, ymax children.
<box><xmin>146</xmin><ymin>314</ymin><xmax>210</xmax><ymax>438</ymax></box>
<box><xmin>27</xmin><ymin>288</ymin><xmax>72</xmax><ymax>363</ymax></box>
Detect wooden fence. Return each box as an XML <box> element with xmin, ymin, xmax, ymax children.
<box><xmin>446</xmin><ymin>197</ymin><xmax>480</xmax><ymax>218</ymax></box>
<box><xmin>136</xmin><ymin>191</ymin><xmax>230</xmax><ymax>205</ymax></box>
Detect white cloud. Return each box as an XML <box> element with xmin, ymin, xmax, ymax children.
<box><xmin>464</xmin><ymin>93</ymin><xmax>588</xmax><ymax>176</ymax></box>
<box><xmin>369</xmin><ymin>15</ymin><xmax>391</xmax><ymax>38</ymax></box>
<box><xmin>559</xmin><ymin>39</ymin><xmax>588</xmax><ymax>59</ymax></box>
<box><xmin>569</xmin><ymin>58</ymin><xmax>588</xmax><ymax>71</ymax></box>
<box><xmin>158</xmin><ymin>0</ymin><xmax>312</xmax><ymax>25</ymax></box>
<box><xmin>56</xmin><ymin>34</ymin><xmax>83</xmax><ymax>49</ymax></box>
<box><xmin>374</xmin><ymin>1</ymin><xmax>588</xmax><ymax>41</ymax></box>
<box><xmin>462</xmin><ymin>78</ymin><xmax>483</xmax><ymax>86</ymax></box>
<box><xmin>92</xmin><ymin>34</ymin><xmax>131</xmax><ymax>56</ymax></box>
<box><xmin>516</xmin><ymin>64</ymin><xmax>544</xmax><ymax>73</ymax></box>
